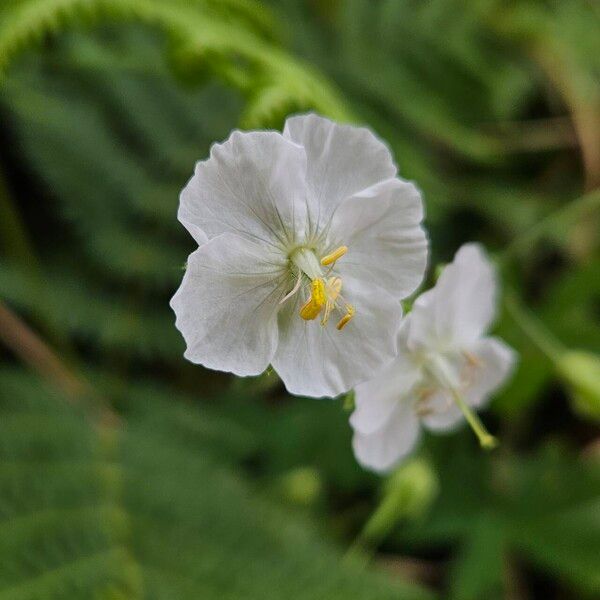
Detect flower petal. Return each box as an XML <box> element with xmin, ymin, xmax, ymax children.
<box><xmin>170</xmin><ymin>233</ymin><xmax>287</xmax><ymax>376</ymax></box>
<box><xmin>408</xmin><ymin>243</ymin><xmax>497</xmax><ymax>350</ymax></box>
<box><xmin>327</xmin><ymin>178</ymin><xmax>428</xmax><ymax>299</ymax></box>
<box><xmin>351</xmin><ymin>322</ymin><xmax>422</xmax><ymax>435</ymax></box>
<box><xmin>283</xmin><ymin>113</ymin><xmax>396</xmax><ymax>234</ymax></box>
<box><xmin>419</xmin><ymin>390</ymin><xmax>463</xmax><ymax>432</ymax></box>
<box><xmin>271</xmin><ymin>278</ymin><xmax>403</xmax><ymax>398</ymax></box>
<box><xmin>422</xmin><ymin>337</ymin><xmax>516</xmax><ymax>431</ymax></box>
<box><xmin>464</xmin><ymin>337</ymin><xmax>516</xmax><ymax>408</ymax></box>
<box><xmin>352</xmin><ymin>402</ymin><xmax>421</xmax><ymax>473</ymax></box>
<box><xmin>179</xmin><ymin>131</ymin><xmax>308</xmax><ymax>247</ymax></box>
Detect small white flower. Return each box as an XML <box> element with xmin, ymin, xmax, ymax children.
<box><xmin>350</xmin><ymin>243</ymin><xmax>516</xmax><ymax>472</ymax></box>
<box><xmin>170</xmin><ymin>114</ymin><xmax>428</xmax><ymax>398</ymax></box>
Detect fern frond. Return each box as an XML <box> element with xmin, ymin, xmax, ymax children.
<box><xmin>0</xmin><ymin>369</ymin><xmax>434</xmax><ymax>599</ymax></box>
<box><xmin>0</xmin><ymin>0</ymin><xmax>351</xmax><ymax>123</ymax></box>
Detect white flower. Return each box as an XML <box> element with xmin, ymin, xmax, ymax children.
<box><xmin>170</xmin><ymin>113</ymin><xmax>428</xmax><ymax>398</ymax></box>
<box><xmin>350</xmin><ymin>243</ymin><xmax>516</xmax><ymax>472</ymax></box>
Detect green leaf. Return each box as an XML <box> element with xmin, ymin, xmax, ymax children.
<box><xmin>0</xmin><ymin>369</ymin><xmax>435</xmax><ymax>599</ymax></box>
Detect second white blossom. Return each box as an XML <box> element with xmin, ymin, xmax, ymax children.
<box><xmin>351</xmin><ymin>244</ymin><xmax>516</xmax><ymax>473</ymax></box>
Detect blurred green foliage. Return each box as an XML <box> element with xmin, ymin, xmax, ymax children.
<box><xmin>0</xmin><ymin>0</ymin><xmax>598</xmax><ymax>598</ymax></box>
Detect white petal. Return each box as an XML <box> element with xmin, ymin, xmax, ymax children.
<box><xmin>271</xmin><ymin>278</ymin><xmax>403</xmax><ymax>398</ymax></box>
<box><xmin>283</xmin><ymin>113</ymin><xmax>396</xmax><ymax>234</ymax></box>
<box><xmin>327</xmin><ymin>178</ymin><xmax>428</xmax><ymax>299</ymax></box>
<box><xmin>352</xmin><ymin>401</ymin><xmax>421</xmax><ymax>474</ymax></box>
<box><xmin>351</xmin><ymin>321</ymin><xmax>422</xmax><ymax>435</ymax></box>
<box><xmin>464</xmin><ymin>337</ymin><xmax>516</xmax><ymax>408</ymax></box>
<box><xmin>170</xmin><ymin>233</ymin><xmax>287</xmax><ymax>376</ymax></box>
<box><xmin>179</xmin><ymin>131</ymin><xmax>308</xmax><ymax>247</ymax></box>
<box><xmin>408</xmin><ymin>243</ymin><xmax>497</xmax><ymax>350</ymax></box>
<box><xmin>420</xmin><ymin>391</ymin><xmax>464</xmax><ymax>432</ymax></box>
<box><xmin>422</xmin><ymin>338</ymin><xmax>516</xmax><ymax>431</ymax></box>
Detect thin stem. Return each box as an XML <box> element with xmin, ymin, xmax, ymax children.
<box><xmin>503</xmin><ymin>291</ymin><xmax>566</xmax><ymax>363</ymax></box>
<box><xmin>498</xmin><ymin>190</ymin><xmax>599</xmax><ymax>365</ymax></box>
<box><xmin>500</xmin><ymin>189</ymin><xmax>600</xmax><ymax>266</ymax></box>
<box><xmin>449</xmin><ymin>387</ymin><xmax>497</xmax><ymax>450</ymax></box>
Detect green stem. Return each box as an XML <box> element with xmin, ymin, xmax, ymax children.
<box><xmin>503</xmin><ymin>291</ymin><xmax>565</xmax><ymax>362</ymax></box>
<box><xmin>500</xmin><ymin>189</ymin><xmax>600</xmax><ymax>266</ymax></box>
<box><xmin>449</xmin><ymin>387</ymin><xmax>498</xmax><ymax>450</ymax></box>
<box><xmin>498</xmin><ymin>191</ymin><xmax>599</xmax><ymax>365</ymax></box>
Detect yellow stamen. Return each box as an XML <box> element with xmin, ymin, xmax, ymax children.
<box><xmin>321</xmin><ymin>277</ymin><xmax>343</xmax><ymax>326</ymax></box>
<box><xmin>327</xmin><ymin>276</ymin><xmax>342</xmax><ymax>300</ymax></box>
<box><xmin>311</xmin><ymin>278</ymin><xmax>326</xmax><ymax>306</ymax></box>
<box><xmin>299</xmin><ymin>278</ymin><xmax>326</xmax><ymax>321</ymax></box>
<box><xmin>336</xmin><ymin>304</ymin><xmax>355</xmax><ymax>330</ymax></box>
<box><xmin>320</xmin><ymin>246</ymin><xmax>348</xmax><ymax>266</ymax></box>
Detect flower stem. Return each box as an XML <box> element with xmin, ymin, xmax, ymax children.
<box><xmin>449</xmin><ymin>387</ymin><xmax>498</xmax><ymax>450</ymax></box>
<box><xmin>503</xmin><ymin>291</ymin><xmax>565</xmax><ymax>363</ymax></box>
<box><xmin>499</xmin><ymin>189</ymin><xmax>600</xmax><ymax>266</ymax></box>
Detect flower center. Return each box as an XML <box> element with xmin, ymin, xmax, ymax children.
<box><xmin>415</xmin><ymin>351</ymin><xmax>497</xmax><ymax>449</ymax></box>
<box><xmin>415</xmin><ymin>351</ymin><xmax>480</xmax><ymax>414</ymax></box>
<box><xmin>287</xmin><ymin>246</ymin><xmax>355</xmax><ymax>330</ymax></box>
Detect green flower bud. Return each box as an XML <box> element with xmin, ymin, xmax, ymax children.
<box><xmin>360</xmin><ymin>458</ymin><xmax>438</xmax><ymax>546</ymax></box>
<box><xmin>556</xmin><ymin>351</ymin><xmax>600</xmax><ymax>421</ymax></box>
<box><xmin>277</xmin><ymin>467</ymin><xmax>322</xmax><ymax>507</ymax></box>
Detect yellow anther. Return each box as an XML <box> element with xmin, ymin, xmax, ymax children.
<box><xmin>336</xmin><ymin>314</ymin><xmax>353</xmax><ymax>330</ymax></box>
<box><xmin>311</xmin><ymin>278</ymin><xmax>326</xmax><ymax>306</ymax></box>
<box><xmin>336</xmin><ymin>304</ymin><xmax>355</xmax><ymax>330</ymax></box>
<box><xmin>299</xmin><ymin>300</ymin><xmax>322</xmax><ymax>320</ymax></box>
<box><xmin>299</xmin><ymin>278</ymin><xmax>326</xmax><ymax>321</ymax></box>
<box><xmin>320</xmin><ymin>246</ymin><xmax>348</xmax><ymax>266</ymax></box>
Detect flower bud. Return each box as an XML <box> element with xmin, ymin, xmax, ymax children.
<box><xmin>360</xmin><ymin>458</ymin><xmax>438</xmax><ymax>546</ymax></box>
<box><xmin>276</xmin><ymin>467</ymin><xmax>322</xmax><ymax>507</ymax></box>
<box><xmin>556</xmin><ymin>351</ymin><xmax>600</xmax><ymax>421</ymax></box>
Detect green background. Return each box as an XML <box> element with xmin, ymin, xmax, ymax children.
<box><xmin>0</xmin><ymin>1</ymin><xmax>598</xmax><ymax>598</ymax></box>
